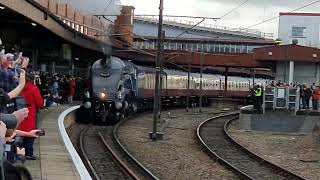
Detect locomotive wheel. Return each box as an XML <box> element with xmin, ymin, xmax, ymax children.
<box><xmin>132</xmin><ymin>101</ymin><xmax>138</xmax><ymax>113</ymax></box>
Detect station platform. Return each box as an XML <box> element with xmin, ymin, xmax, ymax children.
<box><xmin>25</xmin><ymin>106</ymin><xmax>80</xmax><ymax>180</ymax></box>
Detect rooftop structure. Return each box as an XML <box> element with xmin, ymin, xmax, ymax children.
<box><xmin>279</xmin><ymin>12</ymin><xmax>320</xmax><ymax>48</ymax></box>
<box><xmin>135</xmin><ymin>16</ymin><xmax>274</xmax><ymax>39</ymax></box>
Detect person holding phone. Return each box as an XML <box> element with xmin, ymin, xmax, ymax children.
<box><xmin>17</xmin><ymin>70</ymin><xmax>43</xmax><ymax>160</ymax></box>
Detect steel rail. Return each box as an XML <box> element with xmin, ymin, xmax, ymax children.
<box><xmin>79</xmin><ymin>127</ymin><xmax>101</xmax><ymax>180</ymax></box>
<box><xmin>197</xmin><ymin>112</ymin><xmax>253</xmax><ymax>179</ymax></box>
<box><xmin>197</xmin><ymin>112</ymin><xmax>306</xmax><ymax>180</ymax></box>
<box><xmin>98</xmin><ymin>132</ymin><xmax>140</xmax><ymax>180</ymax></box>
<box><xmin>224</xmin><ymin>117</ymin><xmax>307</xmax><ymax>180</ymax></box>
<box><xmin>113</xmin><ymin>116</ymin><xmax>160</xmax><ymax>180</ymax></box>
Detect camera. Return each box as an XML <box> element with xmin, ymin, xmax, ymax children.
<box><xmin>36</xmin><ymin>129</ymin><xmax>45</xmax><ymax>136</ymax></box>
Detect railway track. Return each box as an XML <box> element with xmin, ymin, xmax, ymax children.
<box><xmin>197</xmin><ymin>113</ymin><xmax>307</xmax><ymax>180</ymax></box>
<box><xmin>79</xmin><ymin>122</ymin><xmax>159</xmax><ymax>180</ymax></box>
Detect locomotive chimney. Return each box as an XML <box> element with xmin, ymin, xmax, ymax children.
<box><xmin>101</xmin><ymin>46</ymin><xmax>112</xmax><ymax>68</ymax></box>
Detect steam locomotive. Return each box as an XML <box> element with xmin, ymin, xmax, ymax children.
<box><xmin>76</xmin><ymin>56</ymin><xmax>261</xmax><ymax>125</ymax></box>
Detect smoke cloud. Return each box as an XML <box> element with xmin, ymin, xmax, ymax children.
<box><xmin>57</xmin><ymin>0</ymin><xmax>122</xmax><ymax>22</ymax></box>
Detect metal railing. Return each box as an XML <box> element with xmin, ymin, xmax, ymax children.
<box><xmin>135</xmin><ymin>16</ymin><xmax>274</xmax><ymax>39</ymax></box>
<box><xmin>263</xmin><ymin>86</ymin><xmax>299</xmax><ymax>114</ymax></box>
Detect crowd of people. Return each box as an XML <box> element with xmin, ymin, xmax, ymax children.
<box><xmin>260</xmin><ymin>80</ymin><xmax>320</xmax><ymax>111</ymax></box>
<box><xmin>0</xmin><ymin>41</ymin><xmax>88</xmax><ymax>179</ymax></box>
<box><xmin>33</xmin><ymin>71</ymin><xmax>88</xmax><ymax>108</ymax></box>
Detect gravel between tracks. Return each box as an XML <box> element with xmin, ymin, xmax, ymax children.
<box><xmin>117</xmin><ymin>107</ymin><xmax>240</xmax><ymax>180</ymax></box>
<box><xmin>228</xmin><ymin>120</ymin><xmax>320</xmax><ymax>180</ymax></box>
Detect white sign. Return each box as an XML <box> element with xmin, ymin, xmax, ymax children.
<box><xmin>277</xmin><ymin>88</ymin><xmax>285</xmax><ymax>98</ymax></box>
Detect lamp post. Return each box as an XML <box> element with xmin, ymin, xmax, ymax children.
<box><xmin>149</xmin><ymin>0</ymin><xmax>164</xmax><ymax>141</ymax></box>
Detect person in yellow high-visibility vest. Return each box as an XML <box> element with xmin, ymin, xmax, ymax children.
<box><xmin>254</xmin><ymin>84</ymin><xmax>262</xmax><ymax>111</ymax></box>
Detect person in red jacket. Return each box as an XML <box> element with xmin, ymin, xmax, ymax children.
<box><xmin>17</xmin><ymin>71</ymin><xmax>43</xmax><ymax>160</ymax></box>
<box><xmin>68</xmin><ymin>76</ymin><xmax>76</xmax><ymax>104</ymax></box>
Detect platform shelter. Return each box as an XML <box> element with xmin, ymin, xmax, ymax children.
<box><xmin>254</xmin><ymin>44</ymin><xmax>320</xmax><ymax>85</ymax></box>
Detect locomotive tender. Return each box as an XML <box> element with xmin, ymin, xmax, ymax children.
<box><xmin>76</xmin><ymin>56</ymin><xmax>257</xmax><ymax>124</ymax></box>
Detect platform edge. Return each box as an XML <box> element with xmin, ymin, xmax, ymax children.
<box><xmin>58</xmin><ymin>105</ymin><xmax>92</xmax><ymax>180</ymax></box>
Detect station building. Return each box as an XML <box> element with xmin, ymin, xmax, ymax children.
<box><xmin>255</xmin><ymin>43</ymin><xmax>320</xmax><ymax>85</ymax></box>
<box><xmin>132</xmin><ymin>16</ymin><xmax>276</xmax><ymax>77</ymax></box>
<box><xmin>262</xmin><ymin>12</ymin><xmax>320</xmax><ymax>85</ymax></box>
<box><xmin>279</xmin><ymin>12</ymin><xmax>320</xmax><ymax>48</ymax></box>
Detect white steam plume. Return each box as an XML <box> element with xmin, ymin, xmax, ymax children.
<box><xmin>57</xmin><ymin>0</ymin><xmax>123</xmax><ymax>23</ymax></box>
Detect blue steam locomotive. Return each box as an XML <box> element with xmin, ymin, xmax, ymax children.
<box><xmin>76</xmin><ymin>56</ymin><xmax>138</xmax><ymax>124</ymax></box>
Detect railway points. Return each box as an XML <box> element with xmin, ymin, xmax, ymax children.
<box><xmin>229</xmin><ymin>124</ymin><xmax>320</xmax><ymax>180</ymax></box>
<box><xmin>198</xmin><ymin>113</ymin><xmax>305</xmax><ymax>180</ymax></box>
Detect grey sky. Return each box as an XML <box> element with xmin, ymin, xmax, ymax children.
<box><xmin>57</xmin><ymin>0</ymin><xmax>320</xmax><ymax>39</ymax></box>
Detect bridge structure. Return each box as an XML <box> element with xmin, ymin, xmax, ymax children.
<box><xmin>0</xmin><ymin>0</ymin><xmax>138</xmax><ymax>74</ymax></box>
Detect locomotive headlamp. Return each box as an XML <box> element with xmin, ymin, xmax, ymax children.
<box><xmin>99</xmin><ymin>92</ymin><xmax>108</xmax><ymax>101</ymax></box>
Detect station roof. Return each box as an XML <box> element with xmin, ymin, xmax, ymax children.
<box><xmin>254</xmin><ymin>44</ymin><xmax>320</xmax><ymax>62</ymax></box>
<box><xmin>279</xmin><ymin>12</ymin><xmax>320</xmax><ymax>17</ymax></box>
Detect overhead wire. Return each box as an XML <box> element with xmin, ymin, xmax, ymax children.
<box><xmin>245</xmin><ymin>0</ymin><xmax>320</xmax><ymax>30</ymax></box>
<box><xmin>103</xmin><ymin>0</ymin><xmax>114</xmax><ymax>13</ymax></box>
<box><xmin>166</xmin><ymin>18</ymin><xmax>206</xmax><ymax>43</ymax></box>
<box><xmin>219</xmin><ymin>0</ymin><xmax>250</xmax><ymax>19</ymax></box>
<box><xmin>98</xmin><ymin>15</ymin><xmax>193</xmax><ymax>72</ymax></box>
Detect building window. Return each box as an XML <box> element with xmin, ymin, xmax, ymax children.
<box><xmin>150</xmin><ymin>42</ymin><xmax>155</xmax><ymax>49</ymax></box>
<box><xmin>177</xmin><ymin>43</ymin><xmax>182</xmax><ymax>50</ymax></box>
<box><xmin>247</xmin><ymin>45</ymin><xmax>255</xmax><ymax>53</ymax></box>
<box><xmin>186</xmin><ymin>43</ymin><xmax>192</xmax><ymax>50</ymax></box>
<box><xmin>192</xmin><ymin>43</ymin><xmax>197</xmax><ymax>51</ymax></box>
<box><xmin>197</xmin><ymin>43</ymin><xmax>202</xmax><ymax>52</ymax></box>
<box><xmin>231</xmin><ymin>44</ymin><xmax>236</xmax><ymax>53</ymax></box>
<box><xmin>169</xmin><ymin>42</ymin><xmax>175</xmax><ymax>50</ymax></box>
<box><xmin>133</xmin><ymin>42</ymin><xmax>137</xmax><ymax>48</ymax></box>
<box><xmin>235</xmin><ymin>45</ymin><xmax>241</xmax><ymax>53</ymax></box>
<box><xmin>145</xmin><ymin>41</ymin><xmax>149</xmax><ymax>49</ymax></box>
<box><xmin>208</xmin><ymin>44</ymin><xmax>214</xmax><ymax>52</ymax></box>
<box><xmin>214</xmin><ymin>43</ymin><xmax>219</xmax><ymax>52</ymax></box>
<box><xmin>182</xmin><ymin>42</ymin><xmax>186</xmax><ymax>50</ymax></box>
<box><xmin>241</xmin><ymin>45</ymin><xmax>247</xmax><ymax>53</ymax></box>
<box><xmin>291</xmin><ymin>26</ymin><xmax>306</xmax><ymax>37</ymax></box>
<box><xmin>225</xmin><ymin>44</ymin><xmax>230</xmax><ymax>53</ymax></box>
<box><xmin>203</xmin><ymin>44</ymin><xmax>208</xmax><ymax>52</ymax></box>
<box><xmin>164</xmin><ymin>42</ymin><xmax>169</xmax><ymax>50</ymax></box>
<box><xmin>220</xmin><ymin>44</ymin><xmax>226</xmax><ymax>52</ymax></box>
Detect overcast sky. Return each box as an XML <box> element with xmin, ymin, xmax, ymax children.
<box><xmin>121</xmin><ymin>0</ymin><xmax>320</xmax><ymax>38</ymax></box>
<box><xmin>57</xmin><ymin>0</ymin><xmax>320</xmax><ymax>39</ymax></box>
